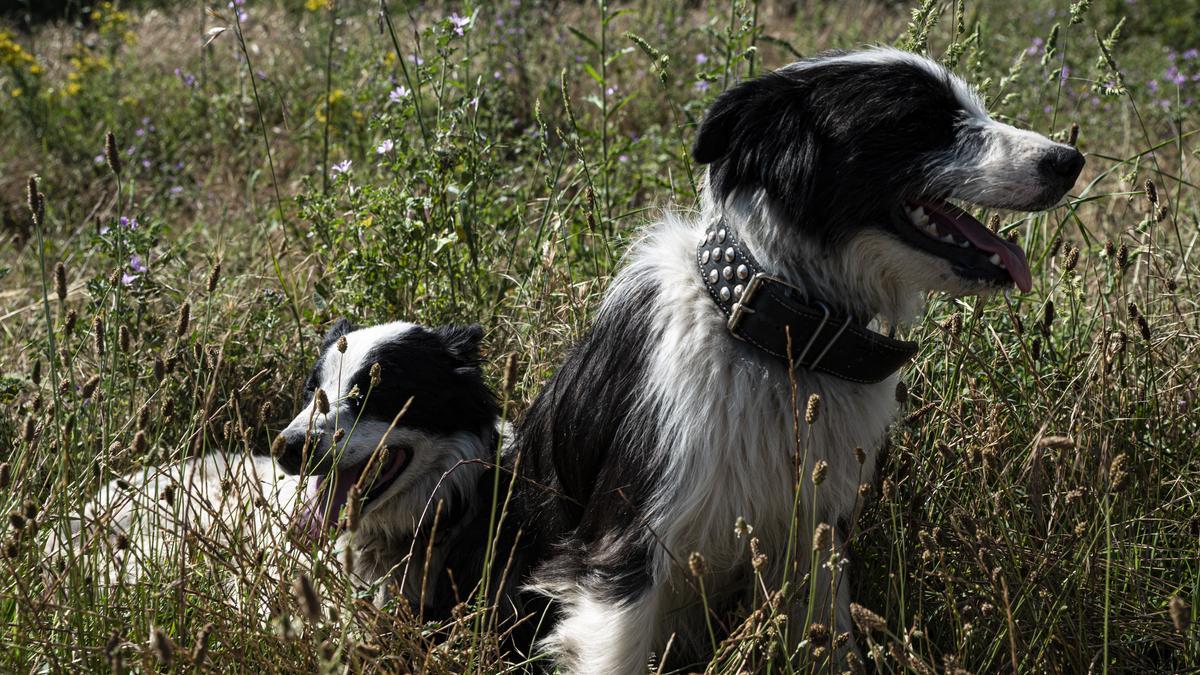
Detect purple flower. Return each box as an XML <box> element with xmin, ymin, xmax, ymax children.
<box><xmin>695</xmin><ymin>80</ymin><xmax>710</xmax><ymax>92</ymax></box>
<box><xmin>1148</xmin><ymin>79</ymin><xmax>1160</xmax><ymax>93</ymax></box>
<box><xmin>141</xmin><ymin>159</ymin><xmax>152</xmax><ymax>169</ymax></box>
<box><xmin>169</xmin><ymin>186</ymin><xmax>183</xmax><ymax>195</ymax></box>
<box><xmin>121</xmin><ymin>272</ymin><xmax>139</xmax><ymax>286</ymax></box>
<box><xmin>331</xmin><ymin>160</ymin><xmax>352</xmax><ymax>176</ymax></box>
<box><xmin>94</xmin><ymin>154</ymin><xmax>105</xmax><ymax>165</ymax></box>
<box><xmin>388</xmin><ymin>85</ymin><xmax>410</xmax><ymax>104</ymax></box>
<box><xmin>1186</xmin><ymin>48</ymin><xmax>1200</xmax><ymax>60</ymax></box>
<box><xmin>448</xmin><ymin>12</ymin><xmax>470</xmax><ymax>36</ymax></box>
<box><xmin>618</xmin><ymin>154</ymin><xmax>629</xmax><ymax>163</ymax></box>
<box><xmin>409</xmin><ymin>54</ymin><xmax>424</xmax><ymax>66</ymax></box>
<box><xmin>376</xmin><ymin>139</ymin><xmax>395</xmax><ymax>154</ymax></box>
<box><xmin>135</xmin><ymin>128</ymin><xmax>145</xmax><ymax>137</ymax></box>
<box><xmin>695</xmin><ymin>53</ymin><xmax>708</xmax><ymax>64</ymax></box>
<box><xmin>605</xmin><ymin>84</ymin><xmax>618</xmax><ymax>96</ymax></box>
<box><xmin>118</xmin><ymin>216</ymin><xmax>139</xmax><ymax>230</ymax></box>
<box><xmin>129</xmin><ymin>254</ymin><xmax>148</xmax><ymax>274</ymax></box>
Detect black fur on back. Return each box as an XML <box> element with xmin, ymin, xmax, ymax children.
<box><xmin>515</xmin><ymin>279</ymin><xmax>665</xmax><ymax>602</ymax></box>
<box><xmin>693</xmin><ymin>51</ymin><xmax>970</xmax><ymax>246</ymax></box>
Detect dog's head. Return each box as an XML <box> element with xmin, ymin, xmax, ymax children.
<box><xmin>693</xmin><ymin>47</ymin><xmax>1083</xmax><ymax>300</ymax></box>
<box><xmin>275</xmin><ymin>319</ymin><xmax>498</xmax><ymax>534</ymax></box>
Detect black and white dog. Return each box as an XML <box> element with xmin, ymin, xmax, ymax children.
<box><xmin>53</xmin><ymin>320</ymin><xmax>511</xmax><ymax>619</ymax></box>
<box><xmin>515</xmin><ymin>48</ymin><xmax>1083</xmax><ymax>672</ymax></box>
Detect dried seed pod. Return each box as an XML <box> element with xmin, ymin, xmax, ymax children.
<box><xmin>206</xmin><ymin>260</ymin><xmax>222</xmax><ymax>294</ymax></box>
<box><xmin>81</xmin><ymin>374</ymin><xmax>102</xmax><ymax>400</ymax></box>
<box><xmin>175</xmin><ymin>302</ymin><xmax>190</xmax><ymax>338</ymax></box>
<box><xmin>812</xmin><ymin>460</ymin><xmax>829</xmax><ymax>486</ymax></box>
<box><xmin>104</xmin><ymin>131</ymin><xmax>122</xmax><ymax>175</ymax></box>
<box><xmin>850</xmin><ymin>603</ymin><xmax>887</xmax><ymax>633</ymax></box>
<box><xmin>54</xmin><ymin>262</ymin><xmax>67</xmax><ymax>302</ymax></box>
<box><xmin>813</xmin><ymin>522</ymin><xmax>832</xmax><ymax>551</ymax></box>
<box><xmin>294</xmin><ymin>573</ymin><xmax>322</xmax><ymax>622</ymax></box>
<box><xmin>148</xmin><ymin>626</ymin><xmax>174</xmax><ymax>667</ymax></box>
<box><xmin>805</xmin><ymin>393</ymin><xmax>821</xmax><ymax>424</ymax></box>
<box><xmin>688</xmin><ymin>551</ymin><xmax>707</xmax><ymax>577</ymax></box>
<box><xmin>118</xmin><ymin>325</ymin><xmax>130</xmax><ymax>353</ymax></box>
<box><xmin>1169</xmin><ymin>596</ymin><xmax>1190</xmax><ymax>634</ymax></box>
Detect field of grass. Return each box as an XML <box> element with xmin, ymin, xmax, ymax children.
<box><xmin>1</xmin><ymin>0</ymin><xmax>1199</xmax><ymax>671</ymax></box>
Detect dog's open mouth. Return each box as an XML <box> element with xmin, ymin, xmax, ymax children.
<box><xmin>299</xmin><ymin>445</ymin><xmax>412</xmax><ymax>536</ymax></box>
<box><xmin>892</xmin><ymin>199</ymin><xmax>1033</xmax><ymax>292</ymax></box>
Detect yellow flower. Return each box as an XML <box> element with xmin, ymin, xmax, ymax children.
<box><xmin>305</xmin><ymin>0</ymin><xmax>331</xmax><ymax>10</ymax></box>
<box><xmin>384</xmin><ymin>51</ymin><xmax>397</xmax><ymax>65</ymax></box>
<box><xmin>11</xmin><ymin>87</ymin><xmax>22</xmax><ymax>98</ymax></box>
<box><xmin>65</xmin><ymin>82</ymin><xmax>81</xmax><ymax>96</ymax></box>
<box><xmin>28</xmin><ymin>63</ymin><xmax>42</xmax><ymax>75</ymax></box>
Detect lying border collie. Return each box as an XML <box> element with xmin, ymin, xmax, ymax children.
<box><xmin>515</xmin><ymin>48</ymin><xmax>1083</xmax><ymax>672</ymax></box>
<box><xmin>51</xmin><ymin>320</ymin><xmax>511</xmax><ymax>619</ymax></box>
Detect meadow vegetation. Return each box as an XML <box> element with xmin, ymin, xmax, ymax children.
<box><xmin>0</xmin><ymin>0</ymin><xmax>1198</xmax><ymax>671</ymax></box>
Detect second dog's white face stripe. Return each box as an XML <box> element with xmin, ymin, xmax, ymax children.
<box><xmin>281</xmin><ymin>321</ymin><xmax>418</xmax><ymax>466</ymax></box>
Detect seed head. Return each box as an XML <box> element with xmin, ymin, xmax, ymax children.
<box><xmin>104</xmin><ymin>131</ymin><xmax>121</xmax><ymax>175</ymax></box>
<box><xmin>118</xmin><ymin>325</ymin><xmax>131</xmax><ymax>353</ymax></box>
<box><xmin>133</xmin><ymin>430</ymin><xmax>148</xmax><ymax>455</ymax></box>
<box><xmin>807</xmin><ymin>622</ymin><xmax>831</xmax><ymax>647</ymax></box>
<box><xmin>152</xmin><ymin>356</ymin><xmax>166</xmax><ymax>382</ymax></box>
<box><xmin>149</xmin><ymin>626</ymin><xmax>174</xmax><ymax>667</ymax></box>
<box><xmin>336</xmin><ymin>335</ymin><xmax>347</xmax><ymax>353</ymax></box>
<box><xmin>812</xmin><ymin>459</ymin><xmax>829</xmax><ymax>486</ymax></box>
<box><xmin>688</xmin><ymin>551</ymin><xmax>707</xmax><ymax>577</ymax></box>
<box><xmin>1041</xmin><ymin>300</ymin><xmax>1055</xmax><ymax>336</ymax></box>
<box><xmin>1064</xmin><ymin>245</ymin><xmax>1079</xmax><ymax>272</ymax></box>
<box><xmin>502</xmin><ymin>352</ymin><xmax>519</xmax><ymax>397</ymax></box>
<box><xmin>1169</xmin><ymin>595</ymin><xmax>1190</xmax><ymax>634</ymax></box>
<box><xmin>1144</xmin><ymin>178</ymin><xmax>1158</xmax><ymax>206</ymax></box>
<box><xmin>749</xmin><ymin>537</ymin><xmax>766</xmax><ymax>571</ymax></box>
<box><xmin>175</xmin><ymin>302</ymin><xmax>190</xmax><ymax>338</ymax></box>
<box><xmin>315</xmin><ymin>388</ymin><xmax>330</xmax><ymax>415</ymax></box>
<box><xmin>63</xmin><ymin>308</ymin><xmax>77</xmax><ymax>334</ymax></box>
<box><xmin>1068</xmin><ymin>121</ymin><xmax>1079</xmax><ymax>146</ymax></box>
<box><xmin>1156</xmin><ymin>204</ymin><xmax>1169</xmax><ymax>222</ymax></box>
<box><xmin>1116</xmin><ymin>242</ymin><xmax>1129</xmax><ymax>271</ymax></box>
<box><xmin>859</xmin><ymin>482</ymin><xmax>871</xmax><ymax>497</ymax></box>
<box><xmin>344</xmin><ymin>485</ymin><xmax>362</xmax><ymax>531</ymax></box>
<box><xmin>369</xmin><ymin>362</ymin><xmax>381</xmax><ymax>388</ymax></box>
<box><xmin>26</xmin><ymin>176</ymin><xmax>41</xmax><ymax>222</ymax></box>
<box><xmin>270</xmin><ymin>435</ymin><xmax>286</xmax><ymax>459</ymax></box>
<box><xmin>191</xmin><ymin>623</ymin><xmax>214</xmax><ymax>668</ymax></box>
<box><xmin>0</xmin><ymin>463</ymin><xmax>9</xmax><ymax>489</ymax></box>
<box><xmin>853</xmin><ymin>447</ymin><xmax>865</xmax><ymax>465</ymax></box>
<box><xmin>54</xmin><ymin>262</ymin><xmax>67</xmax><ymax>302</ymax></box>
<box><xmin>1031</xmin><ymin>337</ymin><xmax>1042</xmax><ymax>362</ymax></box>
<box><xmin>850</xmin><ymin>603</ymin><xmax>887</xmax><ymax>633</ymax></box>
<box><xmin>294</xmin><ymin>572</ymin><xmax>322</xmax><ymax>621</ymax></box>
<box><xmin>206</xmin><ymin>260</ymin><xmax>222</xmax><ymax>294</ymax></box>
<box><xmin>894</xmin><ymin>380</ymin><xmax>908</xmax><ymax>405</ymax></box>
<box><xmin>1109</xmin><ymin>453</ymin><xmax>1130</xmax><ymax>492</ymax></box>
<box><xmin>813</xmin><ymin>522</ymin><xmax>832</xmax><ymax>551</ymax></box>
<box><xmin>81</xmin><ymin>374</ymin><xmax>102</xmax><ymax>400</ymax></box>
<box><xmin>22</xmin><ymin>416</ymin><xmax>35</xmax><ymax>444</ymax></box>
<box><xmin>259</xmin><ymin>401</ymin><xmax>273</xmax><ymax>424</ymax></box>
<box><xmin>93</xmin><ymin>316</ymin><xmax>105</xmax><ymax>357</ymax></box>
<box><xmin>805</xmin><ymin>393</ymin><xmax>821</xmax><ymax>424</ymax></box>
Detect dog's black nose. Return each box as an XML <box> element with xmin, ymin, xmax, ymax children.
<box><xmin>1039</xmin><ymin>145</ymin><xmax>1085</xmax><ymax>190</ymax></box>
<box><xmin>272</xmin><ymin>428</ymin><xmax>309</xmax><ymax>474</ymax></box>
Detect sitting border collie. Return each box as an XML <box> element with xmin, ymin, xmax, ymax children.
<box><xmin>515</xmin><ymin>48</ymin><xmax>1083</xmax><ymax>672</ymax></box>
<box><xmin>51</xmin><ymin>320</ymin><xmax>513</xmax><ymax>620</ymax></box>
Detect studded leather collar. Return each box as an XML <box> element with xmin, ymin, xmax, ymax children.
<box><xmin>697</xmin><ymin>222</ymin><xmax>918</xmax><ymax>384</ymax></box>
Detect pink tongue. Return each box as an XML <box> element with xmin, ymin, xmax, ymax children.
<box><xmin>297</xmin><ymin>448</ymin><xmax>410</xmax><ymax>537</ymax></box>
<box><xmin>920</xmin><ymin>201</ymin><xmax>1033</xmax><ymax>293</ymax></box>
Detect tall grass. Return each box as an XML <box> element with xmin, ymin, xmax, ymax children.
<box><xmin>0</xmin><ymin>0</ymin><xmax>1197</xmax><ymax>671</ymax></box>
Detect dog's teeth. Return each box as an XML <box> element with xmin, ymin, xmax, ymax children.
<box><xmin>988</xmin><ymin>253</ymin><xmax>1002</xmax><ymax>266</ymax></box>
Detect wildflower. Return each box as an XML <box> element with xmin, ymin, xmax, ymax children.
<box><xmin>448</xmin><ymin>12</ymin><xmax>470</xmax><ymax>36</ymax></box>
<box><xmin>118</xmin><ymin>215</ymin><xmax>139</xmax><ymax>230</ymax></box>
<box><xmin>305</xmin><ymin>0</ymin><xmax>329</xmax><ymax>9</ymax></box>
<box><xmin>331</xmin><ymin>160</ymin><xmax>352</xmax><ymax>176</ymax></box>
<box><xmin>120</xmin><ymin>272</ymin><xmax>138</xmax><ymax>286</ymax></box>
<box><xmin>694</xmin><ymin>80</ymin><xmax>710</xmax><ymax>92</ymax></box>
<box><xmin>695</xmin><ymin>53</ymin><xmax>708</xmax><ymax>64</ymax></box>
<box><xmin>375</xmin><ymin>139</ymin><xmax>395</xmax><ymax>154</ymax></box>
<box><xmin>129</xmin><ymin>254</ymin><xmax>147</xmax><ymax>274</ymax></box>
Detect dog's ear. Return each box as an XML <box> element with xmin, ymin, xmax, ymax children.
<box><xmin>692</xmin><ymin>82</ymin><xmax>756</xmax><ymax>165</ymax></box>
<box><xmin>320</xmin><ymin>317</ymin><xmax>357</xmax><ymax>352</ymax></box>
<box><xmin>434</xmin><ymin>323</ymin><xmax>484</xmax><ymax>366</ymax></box>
